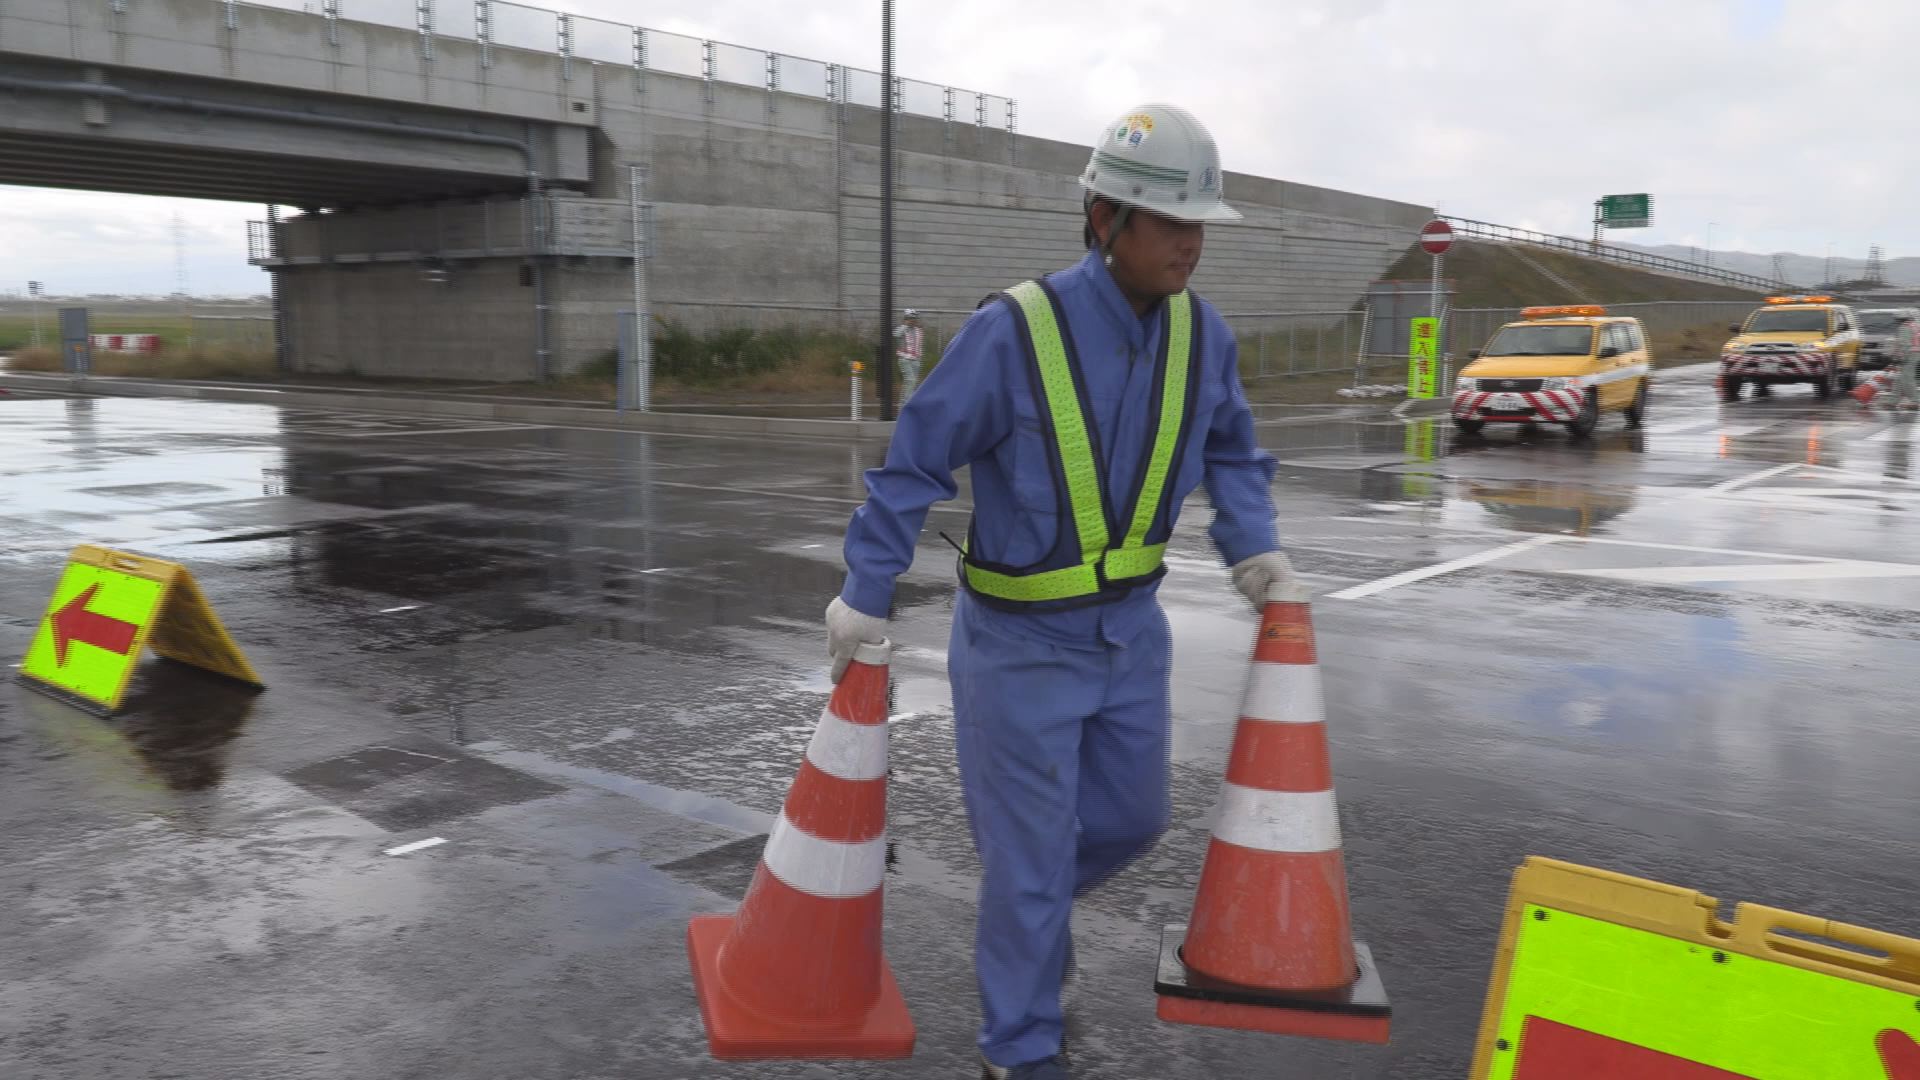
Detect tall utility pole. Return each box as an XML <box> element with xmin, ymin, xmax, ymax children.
<box><xmin>1705</xmin><ymin>222</ymin><xmax>1716</xmax><ymax>268</ymax></box>
<box><xmin>875</xmin><ymin>0</ymin><xmax>897</xmax><ymax>422</ymax></box>
<box><xmin>173</xmin><ymin>211</ymin><xmax>193</xmax><ymax>350</ymax></box>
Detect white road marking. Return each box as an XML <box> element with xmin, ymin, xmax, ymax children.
<box><xmin>1711</xmin><ymin>423</ymin><xmax>1777</xmax><ymax>438</ymax></box>
<box><xmin>1702</xmin><ymin>462</ymin><xmax>1801</xmax><ymax>495</ymax></box>
<box><xmin>1327</xmin><ymin>536</ymin><xmax>1560</xmax><ymax>600</ymax></box>
<box><xmin>378</xmin><ymin>605</ymin><xmax>420</xmax><ymax>614</ymax></box>
<box><xmin>1567</xmin><ymin>535</ymin><xmax>1829</xmax><ymax>562</ymax></box>
<box><xmin>1798</xmin><ymin>463</ymin><xmax>1920</xmax><ymax>488</ymax></box>
<box><xmin>651</xmin><ymin>479</ymin><xmax>974</xmax><ymax>515</ymax></box>
<box><xmin>330</xmin><ymin>424</ymin><xmax>551</xmax><ymax>438</ymax></box>
<box><xmin>1709</xmin><ymin>491</ymin><xmax>1915</xmax><ymax>516</ymax></box>
<box><xmin>1563</xmin><ymin>560</ymin><xmax>1920</xmax><ymax>584</ymax></box>
<box><xmin>383</xmin><ymin>837</ymin><xmax>449</xmax><ymax>856</ymax></box>
<box><xmin>1867</xmin><ymin>425</ymin><xmax>1916</xmax><ymax>443</ymax></box>
<box><xmin>1645</xmin><ymin>419</ymin><xmax>1720</xmax><ymax>435</ymax></box>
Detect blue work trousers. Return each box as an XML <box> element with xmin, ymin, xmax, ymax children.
<box><xmin>950</xmin><ymin>593</ymin><xmax>1172</xmax><ymax>1068</ymax></box>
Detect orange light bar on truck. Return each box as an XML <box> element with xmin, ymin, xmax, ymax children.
<box><xmin>1766</xmin><ymin>295</ymin><xmax>1835</xmax><ymax>304</ymax></box>
<box><xmin>1521</xmin><ymin>305</ymin><xmax>1607</xmax><ymax>319</ymax></box>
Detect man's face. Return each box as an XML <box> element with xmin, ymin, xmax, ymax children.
<box><xmin>1104</xmin><ymin>206</ymin><xmax>1205</xmax><ymax>298</ymax></box>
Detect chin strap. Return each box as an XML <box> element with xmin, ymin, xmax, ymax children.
<box><xmin>1102</xmin><ymin>203</ymin><xmax>1134</xmax><ymax>267</ymax></box>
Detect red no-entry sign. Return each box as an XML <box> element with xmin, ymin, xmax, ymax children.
<box><xmin>1420</xmin><ymin>219</ymin><xmax>1454</xmax><ymax>255</ymax></box>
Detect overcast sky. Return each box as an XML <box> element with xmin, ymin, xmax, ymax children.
<box><xmin>4</xmin><ymin>0</ymin><xmax>1911</xmax><ymax>296</ymax></box>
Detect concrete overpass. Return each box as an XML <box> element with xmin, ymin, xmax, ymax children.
<box><xmin>0</xmin><ymin>0</ymin><xmax>1434</xmax><ymax>380</ymax></box>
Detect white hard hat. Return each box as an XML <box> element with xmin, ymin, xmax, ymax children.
<box><xmin>1081</xmin><ymin>103</ymin><xmax>1241</xmax><ymax>223</ymax></box>
<box><xmin>902</xmin><ymin>308</ymin><xmax>919</xmax><ymax>319</ymax></box>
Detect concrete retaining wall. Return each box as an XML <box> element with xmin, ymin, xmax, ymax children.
<box><xmin>2</xmin><ymin>0</ymin><xmax>1431</xmax><ymax>381</ymax></box>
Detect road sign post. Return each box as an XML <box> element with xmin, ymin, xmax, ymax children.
<box><xmin>1418</xmin><ymin>220</ymin><xmax>1453</xmax><ymax>399</ymax></box>
<box><xmin>27</xmin><ymin>280</ymin><xmax>44</xmax><ymax>348</ymax></box>
<box><xmin>58</xmin><ymin>307</ymin><xmax>89</xmax><ymax>377</ymax></box>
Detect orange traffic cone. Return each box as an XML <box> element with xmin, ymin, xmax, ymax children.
<box><xmin>1154</xmin><ymin>583</ymin><xmax>1391</xmax><ymax>1044</ymax></box>
<box><xmin>1855</xmin><ymin>370</ymin><xmax>1893</xmax><ymax>405</ymax></box>
<box><xmin>686</xmin><ymin>641</ymin><xmax>915</xmax><ymax>1059</ymax></box>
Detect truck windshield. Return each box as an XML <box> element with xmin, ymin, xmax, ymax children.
<box><xmin>1745</xmin><ymin>310</ymin><xmax>1829</xmax><ymax>334</ymax></box>
<box><xmin>1860</xmin><ymin>313</ymin><xmax>1904</xmax><ymax>334</ymax></box>
<box><xmin>1483</xmin><ymin>325</ymin><xmax>1594</xmax><ymax>357</ymax></box>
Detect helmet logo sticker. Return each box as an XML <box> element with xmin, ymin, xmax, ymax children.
<box><xmin>1115</xmin><ymin>113</ymin><xmax>1155</xmax><ymax>148</ymax></box>
<box><xmin>1198</xmin><ymin>166</ymin><xmax>1219</xmax><ymax>193</ymax></box>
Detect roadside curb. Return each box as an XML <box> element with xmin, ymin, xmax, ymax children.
<box><xmin>0</xmin><ymin>373</ymin><xmax>900</xmax><ymax>440</ymax></box>
<box><xmin>0</xmin><ymin>372</ymin><xmax>1399</xmax><ymax>434</ymax></box>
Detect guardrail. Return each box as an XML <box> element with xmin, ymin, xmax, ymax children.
<box><xmin>1439</xmin><ymin>216</ymin><xmax>1790</xmax><ymax>294</ymax></box>
<box><xmin>220</xmin><ymin>0</ymin><xmax>1017</xmax><ymax>132</ymax></box>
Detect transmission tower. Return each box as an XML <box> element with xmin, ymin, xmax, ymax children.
<box><xmin>1866</xmin><ymin>245</ymin><xmax>1887</xmax><ymax>288</ymax></box>
<box><xmin>1771</xmin><ymin>254</ymin><xmax>1787</xmax><ymax>286</ymax></box>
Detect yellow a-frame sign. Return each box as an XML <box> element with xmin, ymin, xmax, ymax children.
<box><xmin>17</xmin><ymin>545</ymin><xmax>264</xmax><ymax>715</ymax></box>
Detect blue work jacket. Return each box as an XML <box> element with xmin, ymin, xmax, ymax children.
<box><xmin>840</xmin><ymin>250</ymin><xmax>1280</xmax><ymax>647</ymax></box>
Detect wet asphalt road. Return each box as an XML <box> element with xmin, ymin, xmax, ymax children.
<box><xmin>3</xmin><ymin>365</ymin><xmax>1919</xmax><ymax>1079</ymax></box>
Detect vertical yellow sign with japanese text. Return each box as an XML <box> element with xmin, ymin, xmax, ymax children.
<box><xmin>1408</xmin><ymin>317</ymin><xmax>1439</xmax><ymax>399</ymax></box>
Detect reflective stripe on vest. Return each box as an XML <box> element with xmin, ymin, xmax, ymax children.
<box><xmin>962</xmin><ymin>279</ymin><xmax>1197</xmax><ymax>604</ymax></box>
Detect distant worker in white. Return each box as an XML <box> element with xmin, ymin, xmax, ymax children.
<box><xmin>895</xmin><ymin>308</ymin><xmax>926</xmax><ymax>398</ymax></box>
<box><xmin>1898</xmin><ymin>313</ymin><xmax>1920</xmax><ymax>410</ymax></box>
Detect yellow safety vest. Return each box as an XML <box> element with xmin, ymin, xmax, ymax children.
<box><xmin>962</xmin><ymin>278</ymin><xmax>1199</xmax><ymax>605</ymax></box>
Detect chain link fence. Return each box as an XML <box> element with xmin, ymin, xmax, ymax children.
<box><xmin>190</xmin><ymin>314</ymin><xmax>277</xmax><ymax>352</ymax></box>
<box><xmin>1448</xmin><ymin>300</ymin><xmax>1760</xmax><ymax>360</ymax></box>
<box><xmin>1220</xmin><ymin>311</ymin><xmax>1368</xmax><ymax>380</ymax></box>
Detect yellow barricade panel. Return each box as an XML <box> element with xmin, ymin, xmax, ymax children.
<box><xmin>1472</xmin><ymin>858</ymin><xmax>1920</xmax><ymax>1080</ymax></box>
<box><xmin>17</xmin><ymin>545</ymin><xmax>263</xmax><ymax>714</ymax></box>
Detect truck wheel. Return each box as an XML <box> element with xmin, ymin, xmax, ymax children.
<box><xmin>1625</xmin><ymin>381</ymin><xmax>1648</xmax><ymax>428</ymax></box>
<box><xmin>1565</xmin><ymin>391</ymin><xmax>1600</xmax><ymax>438</ymax></box>
<box><xmin>1721</xmin><ymin>376</ymin><xmax>1744</xmax><ymax>402</ymax></box>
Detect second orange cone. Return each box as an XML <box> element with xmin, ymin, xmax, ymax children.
<box><xmin>1154</xmin><ymin>583</ymin><xmax>1391</xmax><ymax>1044</ymax></box>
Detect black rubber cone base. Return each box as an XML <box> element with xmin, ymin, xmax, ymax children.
<box><xmin>1153</xmin><ymin>923</ymin><xmax>1392</xmax><ymax>1044</ymax></box>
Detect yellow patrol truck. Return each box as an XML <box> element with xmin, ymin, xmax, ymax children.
<box><xmin>1719</xmin><ymin>296</ymin><xmax>1861</xmax><ymax>401</ymax></box>
<box><xmin>1452</xmin><ymin>306</ymin><xmax>1652</xmax><ymax>438</ymax></box>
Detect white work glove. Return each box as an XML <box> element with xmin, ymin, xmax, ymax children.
<box><xmin>826</xmin><ymin>597</ymin><xmax>890</xmax><ymax>683</ymax></box>
<box><xmin>1230</xmin><ymin>551</ymin><xmax>1299</xmax><ymax>608</ymax></box>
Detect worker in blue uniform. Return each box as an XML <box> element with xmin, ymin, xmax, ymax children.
<box><xmin>826</xmin><ymin>102</ymin><xmax>1293</xmax><ymax>1080</ymax></box>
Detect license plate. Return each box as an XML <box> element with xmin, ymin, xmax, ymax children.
<box><xmin>1490</xmin><ymin>393</ymin><xmax>1526</xmax><ymax>411</ymax></box>
<box><xmin>1757</xmin><ymin>361</ymin><xmax>1780</xmax><ymax>374</ymax></box>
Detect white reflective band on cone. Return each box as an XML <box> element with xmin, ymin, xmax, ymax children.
<box><xmin>1239</xmin><ymin>663</ymin><xmax>1326</xmax><ymax>726</ymax></box>
<box><xmin>806</xmin><ymin>705</ymin><xmax>889</xmax><ymax>781</ymax></box>
<box><xmin>761</xmin><ymin>814</ymin><xmax>887</xmax><ymax>898</ymax></box>
<box><xmin>1210</xmin><ymin>783</ymin><xmax>1342</xmax><ymax>854</ymax></box>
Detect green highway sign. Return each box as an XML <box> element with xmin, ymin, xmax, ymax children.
<box><xmin>1598</xmin><ymin>193</ymin><xmax>1652</xmax><ymax>229</ymax></box>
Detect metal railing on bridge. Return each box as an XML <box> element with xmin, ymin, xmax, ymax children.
<box><xmin>1440</xmin><ymin>216</ymin><xmax>1791</xmax><ymax>294</ymax></box>
<box><xmin>217</xmin><ymin>0</ymin><xmax>1016</xmax><ymax>134</ymax></box>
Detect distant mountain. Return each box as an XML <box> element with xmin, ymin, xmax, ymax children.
<box><xmin>1618</xmin><ymin>244</ymin><xmax>1920</xmax><ymax>288</ymax></box>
